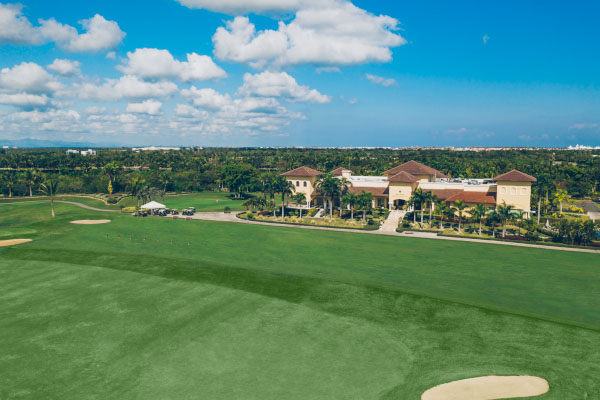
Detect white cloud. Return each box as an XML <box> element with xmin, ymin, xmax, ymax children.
<box><xmin>126</xmin><ymin>100</ymin><xmax>163</xmax><ymax>115</ymax></box>
<box><xmin>181</xmin><ymin>87</ymin><xmax>232</xmax><ymax>110</ymax></box>
<box><xmin>47</xmin><ymin>59</ymin><xmax>81</xmax><ymax>76</ymax></box>
<box><xmin>61</xmin><ymin>14</ymin><xmax>125</xmax><ymax>52</ymax></box>
<box><xmin>0</xmin><ymin>5</ymin><xmax>125</xmax><ymax>52</ymax></box>
<box><xmin>238</xmin><ymin>71</ymin><xmax>330</xmax><ymax>103</ymax></box>
<box><xmin>75</xmin><ymin>75</ymin><xmax>178</xmax><ymax>101</ymax></box>
<box><xmin>569</xmin><ymin>123</ymin><xmax>599</xmax><ymax>130</ymax></box>
<box><xmin>175</xmin><ymin>0</ymin><xmax>313</xmax><ymax>14</ymax></box>
<box><xmin>0</xmin><ymin>62</ymin><xmax>62</xmax><ymax>94</ymax></box>
<box><xmin>0</xmin><ymin>3</ymin><xmax>43</xmax><ymax>44</ymax></box>
<box><xmin>106</xmin><ymin>51</ymin><xmax>117</xmax><ymax>60</ymax></box>
<box><xmin>482</xmin><ymin>34</ymin><xmax>490</xmax><ymax>45</ymax></box>
<box><xmin>118</xmin><ymin>48</ymin><xmax>226</xmax><ymax>82</ymax></box>
<box><xmin>0</xmin><ymin>92</ymin><xmax>49</xmax><ymax>107</ymax></box>
<box><xmin>212</xmin><ymin>2</ymin><xmax>406</xmax><ymax>67</ymax></box>
<box><xmin>365</xmin><ymin>73</ymin><xmax>396</xmax><ymax>87</ymax></box>
<box><xmin>175</xmin><ymin>104</ymin><xmax>208</xmax><ymax>119</ymax></box>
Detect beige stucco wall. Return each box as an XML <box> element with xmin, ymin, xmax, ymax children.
<box><xmin>388</xmin><ymin>182</ymin><xmax>415</xmax><ymax>203</ymax></box>
<box><xmin>496</xmin><ymin>181</ymin><xmax>532</xmax><ymax>211</ymax></box>
<box><xmin>286</xmin><ymin>176</ymin><xmax>317</xmax><ymax>203</ymax></box>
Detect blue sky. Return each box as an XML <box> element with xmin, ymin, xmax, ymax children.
<box><xmin>0</xmin><ymin>0</ymin><xmax>599</xmax><ymax>147</ymax></box>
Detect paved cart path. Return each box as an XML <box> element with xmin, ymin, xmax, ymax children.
<box><xmin>2</xmin><ymin>200</ymin><xmax>599</xmax><ymax>253</ymax></box>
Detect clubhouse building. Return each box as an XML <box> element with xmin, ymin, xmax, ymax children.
<box><xmin>281</xmin><ymin>160</ymin><xmax>537</xmax><ymax>217</ymax></box>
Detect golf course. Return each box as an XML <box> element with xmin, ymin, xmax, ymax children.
<box><xmin>1</xmin><ymin>199</ymin><xmax>599</xmax><ymax>399</ymax></box>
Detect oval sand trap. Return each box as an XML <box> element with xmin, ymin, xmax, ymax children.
<box><xmin>0</xmin><ymin>239</ymin><xmax>32</xmax><ymax>247</ymax></box>
<box><xmin>70</xmin><ymin>219</ymin><xmax>112</xmax><ymax>225</ymax></box>
<box><xmin>422</xmin><ymin>376</ymin><xmax>549</xmax><ymax>400</ymax></box>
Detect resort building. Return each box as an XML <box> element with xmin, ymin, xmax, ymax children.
<box><xmin>282</xmin><ymin>160</ymin><xmax>537</xmax><ymax>217</ymax></box>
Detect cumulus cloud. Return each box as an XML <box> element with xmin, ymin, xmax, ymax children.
<box><xmin>126</xmin><ymin>99</ymin><xmax>163</xmax><ymax>115</ymax></box>
<box><xmin>118</xmin><ymin>48</ymin><xmax>226</xmax><ymax>82</ymax></box>
<box><xmin>482</xmin><ymin>34</ymin><xmax>490</xmax><ymax>45</ymax></box>
<box><xmin>175</xmin><ymin>0</ymin><xmax>313</xmax><ymax>14</ymax></box>
<box><xmin>0</xmin><ymin>4</ymin><xmax>125</xmax><ymax>52</ymax></box>
<box><xmin>175</xmin><ymin>103</ymin><xmax>208</xmax><ymax>119</ymax></box>
<box><xmin>0</xmin><ymin>92</ymin><xmax>49</xmax><ymax>107</ymax></box>
<box><xmin>212</xmin><ymin>1</ymin><xmax>406</xmax><ymax>67</ymax></box>
<box><xmin>0</xmin><ymin>62</ymin><xmax>62</xmax><ymax>94</ymax></box>
<box><xmin>238</xmin><ymin>71</ymin><xmax>330</xmax><ymax>103</ymax></box>
<box><xmin>74</xmin><ymin>75</ymin><xmax>178</xmax><ymax>101</ymax></box>
<box><xmin>569</xmin><ymin>123</ymin><xmax>599</xmax><ymax>130</ymax></box>
<box><xmin>181</xmin><ymin>87</ymin><xmax>232</xmax><ymax>110</ymax></box>
<box><xmin>47</xmin><ymin>59</ymin><xmax>82</xmax><ymax>76</ymax></box>
<box><xmin>365</xmin><ymin>73</ymin><xmax>396</xmax><ymax>87</ymax></box>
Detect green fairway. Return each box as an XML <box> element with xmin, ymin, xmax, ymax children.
<box><xmin>0</xmin><ymin>201</ymin><xmax>599</xmax><ymax>399</ymax></box>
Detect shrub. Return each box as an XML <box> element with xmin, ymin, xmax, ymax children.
<box><xmin>247</xmin><ymin>211</ymin><xmax>254</xmax><ymax>220</ymax></box>
<box><xmin>107</xmin><ymin>197</ymin><xmax>118</xmax><ymax>204</ymax></box>
<box><xmin>402</xmin><ymin>221</ymin><xmax>411</xmax><ymax>228</ymax></box>
<box><xmin>121</xmin><ymin>206</ymin><xmax>137</xmax><ymax>213</ymax></box>
<box><xmin>224</xmin><ymin>206</ymin><xmax>232</xmax><ymax>213</ymax></box>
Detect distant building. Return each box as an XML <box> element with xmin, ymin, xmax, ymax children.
<box><xmin>282</xmin><ymin>160</ymin><xmax>537</xmax><ymax>218</ymax></box>
<box><xmin>132</xmin><ymin>147</ymin><xmax>180</xmax><ymax>152</ymax></box>
<box><xmin>66</xmin><ymin>149</ymin><xmax>96</xmax><ymax>156</ymax></box>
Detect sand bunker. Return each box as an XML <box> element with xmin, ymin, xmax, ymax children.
<box><xmin>422</xmin><ymin>376</ymin><xmax>549</xmax><ymax>400</ymax></box>
<box><xmin>70</xmin><ymin>219</ymin><xmax>112</xmax><ymax>225</ymax></box>
<box><xmin>0</xmin><ymin>239</ymin><xmax>32</xmax><ymax>247</ymax></box>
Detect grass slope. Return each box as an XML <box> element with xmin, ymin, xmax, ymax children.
<box><xmin>0</xmin><ymin>201</ymin><xmax>599</xmax><ymax>399</ymax></box>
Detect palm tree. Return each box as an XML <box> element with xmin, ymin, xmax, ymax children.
<box><xmin>357</xmin><ymin>190</ymin><xmax>373</xmax><ymax>224</ymax></box>
<box><xmin>453</xmin><ymin>200</ymin><xmax>467</xmax><ymax>233</ymax></box>
<box><xmin>412</xmin><ymin>189</ymin><xmax>427</xmax><ymax>228</ymax></box>
<box><xmin>315</xmin><ymin>173</ymin><xmax>340</xmax><ymax>220</ymax></box>
<box><xmin>407</xmin><ymin>196</ymin><xmax>417</xmax><ymax>225</ymax></box>
<box><xmin>39</xmin><ymin>177</ymin><xmax>60</xmax><ymax>217</ymax></box>
<box><xmin>427</xmin><ymin>193</ymin><xmax>438</xmax><ymax>226</ymax></box>
<box><xmin>273</xmin><ymin>177</ymin><xmax>294</xmax><ymax>221</ymax></box>
<box><xmin>435</xmin><ymin>200</ymin><xmax>447</xmax><ymax>230</ymax></box>
<box><xmin>554</xmin><ymin>189</ymin><xmax>568</xmax><ymax>213</ymax></box>
<box><xmin>292</xmin><ymin>192</ymin><xmax>306</xmax><ymax>218</ymax></box>
<box><xmin>535</xmin><ymin>174</ymin><xmax>552</xmax><ymax>224</ymax></box>
<box><xmin>471</xmin><ymin>203</ymin><xmax>488</xmax><ymax>236</ymax></box>
<box><xmin>22</xmin><ymin>169</ymin><xmax>40</xmax><ymax>197</ymax></box>
<box><xmin>496</xmin><ymin>201</ymin><xmax>515</xmax><ymax>238</ymax></box>
<box><xmin>2</xmin><ymin>171</ymin><xmax>17</xmax><ymax>198</ymax></box>
<box><xmin>337</xmin><ymin>177</ymin><xmax>352</xmax><ymax>216</ymax></box>
<box><xmin>128</xmin><ymin>176</ymin><xmax>145</xmax><ymax>208</ymax></box>
<box><xmin>444</xmin><ymin>205</ymin><xmax>457</xmax><ymax>231</ymax></box>
<box><xmin>487</xmin><ymin>210</ymin><xmax>500</xmax><ymax>238</ymax></box>
<box><xmin>342</xmin><ymin>192</ymin><xmax>358</xmax><ymax>221</ymax></box>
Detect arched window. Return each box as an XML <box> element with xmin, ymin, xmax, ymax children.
<box><xmin>296</xmin><ymin>181</ymin><xmax>300</xmax><ymax>187</ymax></box>
<box><xmin>521</xmin><ymin>187</ymin><xmax>527</xmax><ymax>195</ymax></box>
<box><xmin>303</xmin><ymin>181</ymin><xmax>307</xmax><ymax>187</ymax></box>
<box><xmin>511</xmin><ymin>187</ymin><xmax>516</xmax><ymax>195</ymax></box>
<box><xmin>501</xmin><ymin>187</ymin><xmax>506</xmax><ymax>194</ymax></box>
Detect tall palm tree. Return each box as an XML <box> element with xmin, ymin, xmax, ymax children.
<box><xmin>2</xmin><ymin>171</ymin><xmax>17</xmax><ymax>198</ymax></box>
<box><xmin>471</xmin><ymin>203</ymin><xmax>488</xmax><ymax>236</ymax></box>
<box><xmin>453</xmin><ymin>200</ymin><xmax>467</xmax><ymax>233</ymax></box>
<box><xmin>496</xmin><ymin>201</ymin><xmax>515</xmax><ymax>238</ymax></box>
<box><xmin>292</xmin><ymin>192</ymin><xmax>306</xmax><ymax>218</ymax></box>
<box><xmin>357</xmin><ymin>190</ymin><xmax>373</xmax><ymax>224</ymax></box>
<box><xmin>427</xmin><ymin>192</ymin><xmax>438</xmax><ymax>226</ymax></box>
<box><xmin>22</xmin><ymin>169</ymin><xmax>39</xmax><ymax>197</ymax></box>
<box><xmin>315</xmin><ymin>173</ymin><xmax>340</xmax><ymax>220</ymax></box>
<box><xmin>342</xmin><ymin>192</ymin><xmax>357</xmax><ymax>221</ymax></box>
<box><xmin>337</xmin><ymin>177</ymin><xmax>352</xmax><ymax>216</ymax></box>
<box><xmin>39</xmin><ymin>177</ymin><xmax>60</xmax><ymax>217</ymax></box>
<box><xmin>535</xmin><ymin>173</ymin><xmax>552</xmax><ymax>224</ymax></box>
<box><xmin>487</xmin><ymin>210</ymin><xmax>501</xmax><ymax>238</ymax></box>
<box><xmin>435</xmin><ymin>200</ymin><xmax>447</xmax><ymax>230</ymax></box>
<box><xmin>412</xmin><ymin>189</ymin><xmax>427</xmax><ymax>228</ymax></box>
<box><xmin>554</xmin><ymin>189</ymin><xmax>568</xmax><ymax>213</ymax></box>
<box><xmin>273</xmin><ymin>176</ymin><xmax>294</xmax><ymax>221</ymax></box>
<box><xmin>444</xmin><ymin>205</ymin><xmax>457</xmax><ymax>231</ymax></box>
<box><xmin>407</xmin><ymin>196</ymin><xmax>417</xmax><ymax>225</ymax></box>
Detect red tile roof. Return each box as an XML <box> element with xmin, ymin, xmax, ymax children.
<box><xmin>493</xmin><ymin>170</ymin><xmax>537</xmax><ymax>182</ymax></box>
<box><xmin>388</xmin><ymin>171</ymin><xmax>419</xmax><ymax>183</ymax></box>
<box><xmin>331</xmin><ymin>167</ymin><xmax>352</xmax><ymax>176</ymax></box>
<box><xmin>347</xmin><ymin>186</ymin><xmax>389</xmax><ymax>197</ymax></box>
<box><xmin>422</xmin><ymin>189</ymin><xmax>464</xmax><ymax>200</ymax></box>
<box><xmin>383</xmin><ymin>160</ymin><xmax>448</xmax><ymax>178</ymax></box>
<box><xmin>281</xmin><ymin>166</ymin><xmax>323</xmax><ymax>177</ymax></box>
<box><xmin>445</xmin><ymin>191</ymin><xmax>497</xmax><ymax>204</ymax></box>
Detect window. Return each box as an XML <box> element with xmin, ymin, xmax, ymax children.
<box><xmin>296</xmin><ymin>181</ymin><xmax>300</xmax><ymax>187</ymax></box>
<box><xmin>303</xmin><ymin>181</ymin><xmax>307</xmax><ymax>187</ymax></box>
<box><xmin>521</xmin><ymin>187</ymin><xmax>527</xmax><ymax>195</ymax></box>
<box><xmin>511</xmin><ymin>187</ymin><xmax>516</xmax><ymax>195</ymax></box>
<box><xmin>501</xmin><ymin>187</ymin><xmax>506</xmax><ymax>194</ymax></box>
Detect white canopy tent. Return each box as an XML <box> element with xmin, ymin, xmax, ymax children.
<box><xmin>141</xmin><ymin>201</ymin><xmax>166</xmax><ymax>210</ymax></box>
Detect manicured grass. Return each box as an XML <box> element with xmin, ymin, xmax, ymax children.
<box><xmin>0</xmin><ymin>201</ymin><xmax>599</xmax><ymax>399</ymax></box>
<box><xmin>117</xmin><ymin>191</ymin><xmax>249</xmax><ymax>212</ymax></box>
